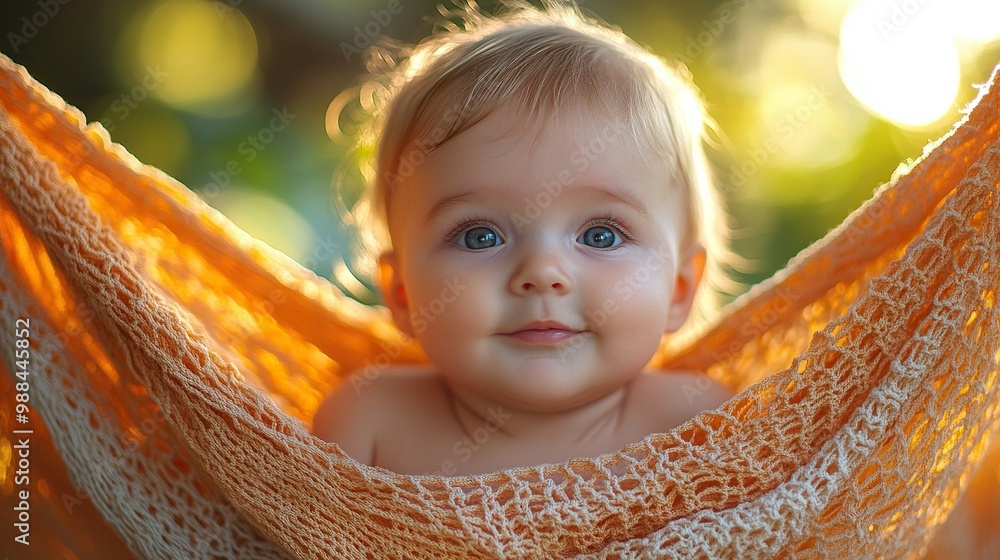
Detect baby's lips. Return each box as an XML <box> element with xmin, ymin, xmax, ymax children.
<box><xmin>500</xmin><ymin>320</ymin><xmax>588</xmax><ymax>344</ymax></box>
<box><xmin>504</xmin><ymin>319</ymin><xmax>581</xmax><ymax>333</ymax></box>
<box><xmin>502</xmin><ymin>329</ymin><xmax>582</xmax><ymax>344</ymax></box>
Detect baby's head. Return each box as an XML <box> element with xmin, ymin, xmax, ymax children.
<box><xmin>345</xmin><ymin>2</ymin><xmax>731</xmax><ymax>409</ymax></box>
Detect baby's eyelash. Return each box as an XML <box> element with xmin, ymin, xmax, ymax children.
<box><xmin>443</xmin><ymin>215</ymin><xmax>498</xmax><ymax>245</ymax></box>
<box><xmin>586</xmin><ymin>214</ymin><xmax>636</xmax><ymax>241</ymax></box>
<box><xmin>442</xmin><ymin>214</ymin><xmax>635</xmax><ymax>245</ymax></box>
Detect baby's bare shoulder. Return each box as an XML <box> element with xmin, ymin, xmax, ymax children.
<box><xmin>320</xmin><ymin>364</ymin><xmax>441</xmax><ymax>408</ymax></box>
<box><xmin>632</xmin><ymin>371</ymin><xmax>735</xmax><ymax>425</ymax></box>
<box><xmin>312</xmin><ymin>365</ymin><xmax>442</xmax><ymax>463</ymax></box>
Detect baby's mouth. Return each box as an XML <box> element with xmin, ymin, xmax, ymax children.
<box><xmin>501</xmin><ymin>320</ymin><xmax>584</xmax><ymax>344</ymax></box>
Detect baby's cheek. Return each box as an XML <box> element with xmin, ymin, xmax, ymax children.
<box><xmin>590</xmin><ymin>261</ymin><xmax>668</xmax><ymax>308</ymax></box>
<box><xmin>409</xmin><ymin>275</ymin><xmax>488</xmax><ymax>334</ymax></box>
<box><xmin>599</xmin><ymin>268</ymin><xmax>673</xmax><ymax>331</ymax></box>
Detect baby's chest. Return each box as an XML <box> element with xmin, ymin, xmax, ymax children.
<box><xmin>374</xmin><ymin>407</ymin><xmax>664</xmax><ymax>478</ymax></box>
<box><xmin>375</xmin><ymin>411</ymin><xmax>492</xmax><ymax>476</ymax></box>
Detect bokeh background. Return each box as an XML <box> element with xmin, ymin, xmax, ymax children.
<box><xmin>2</xmin><ymin>2</ymin><xmax>1000</xmax><ymax>557</ymax></box>
<box><xmin>2</xmin><ymin>0</ymin><xmax>1000</xmax><ymax>302</ymax></box>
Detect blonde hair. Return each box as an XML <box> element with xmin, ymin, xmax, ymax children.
<box><xmin>334</xmin><ymin>0</ymin><xmax>735</xmax><ymax>329</ymax></box>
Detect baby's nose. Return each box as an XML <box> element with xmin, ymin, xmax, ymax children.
<box><xmin>509</xmin><ymin>253</ymin><xmax>573</xmax><ymax>295</ymax></box>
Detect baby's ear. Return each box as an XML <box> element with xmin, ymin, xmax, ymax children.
<box><xmin>665</xmin><ymin>244</ymin><xmax>706</xmax><ymax>333</ymax></box>
<box><xmin>378</xmin><ymin>252</ymin><xmax>414</xmax><ymax>337</ymax></box>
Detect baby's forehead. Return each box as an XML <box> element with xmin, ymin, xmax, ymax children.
<box><xmin>399</xmin><ymin>46</ymin><xmax>684</xmax><ymax>165</ymax></box>
<box><xmin>420</xmin><ymin>101</ymin><xmax>680</xmax><ymax>176</ymax></box>
<box><xmin>396</xmin><ymin>115</ymin><xmax>682</xmax><ymax>219</ymax></box>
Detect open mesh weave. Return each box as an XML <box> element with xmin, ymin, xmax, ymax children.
<box><xmin>1</xmin><ymin>52</ymin><xmax>999</xmax><ymax>559</ymax></box>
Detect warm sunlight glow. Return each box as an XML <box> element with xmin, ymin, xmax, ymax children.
<box><xmin>796</xmin><ymin>0</ymin><xmax>856</xmax><ymax>37</ymax></box>
<box><xmin>838</xmin><ymin>0</ymin><xmax>960</xmax><ymax>128</ymax></box>
<box><xmin>135</xmin><ymin>0</ymin><xmax>258</xmax><ymax>108</ymax></box>
<box><xmin>757</xmin><ymin>30</ymin><xmax>869</xmax><ymax>175</ymax></box>
<box><xmin>947</xmin><ymin>0</ymin><xmax>1000</xmax><ymax>43</ymax></box>
<box><xmin>208</xmin><ymin>190</ymin><xmax>316</xmax><ymax>264</ymax></box>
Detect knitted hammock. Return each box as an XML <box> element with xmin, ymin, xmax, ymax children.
<box><xmin>1</xmin><ymin>50</ymin><xmax>1000</xmax><ymax>559</ymax></box>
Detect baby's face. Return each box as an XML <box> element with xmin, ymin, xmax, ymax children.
<box><xmin>382</xmin><ymin>106</ymin><xmax>701</xmax><ymax>411</ymax></box>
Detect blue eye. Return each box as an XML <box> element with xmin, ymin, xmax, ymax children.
<box><xmin>577</xmin><ymin>226</ymin><xmax>621</xmax><ymax>249</ymax></box>
<box><xmin>460</xmin><ymin>226</ymin><xmax>503</xmax><ymax>250</ymax></box>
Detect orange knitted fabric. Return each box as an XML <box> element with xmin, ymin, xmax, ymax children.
<box><xmin>1</xmin><ymin>52</ymin><xmax>999</xmax><ymax>559</ymax></box>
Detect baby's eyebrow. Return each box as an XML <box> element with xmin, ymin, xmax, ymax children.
<box><xmin>424</xmin><ymin>190</ymin><xmax>512</xmax><ymax>224</ymax></box>
<box><xmin>424</xmin><ymin>184</ymin><xmax>653</xmax><ymax>224</ymax></box>
<box><xmin>574</xmin><ymin>185</ymin><xmax>653</xmax><ymax>221</ymax></box>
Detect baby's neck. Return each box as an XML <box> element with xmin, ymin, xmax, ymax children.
<box><xmin>443</xmin><ymin>379</ymin><xmax>634</xmax><ymax>449</ymax></box>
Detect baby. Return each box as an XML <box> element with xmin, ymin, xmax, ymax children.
<box><xmin>313</xmin><ymin>2</ymin><xmax>734</xmax><ymax>476</ymax></box>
